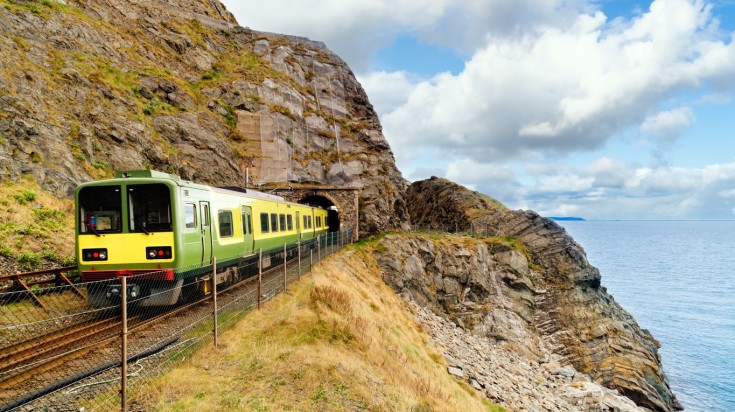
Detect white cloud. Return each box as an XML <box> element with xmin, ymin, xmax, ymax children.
<box><xmin>355</xmin><ymin>71</ymin><xmax>416</xmax><ymax>115</ymax></box>
<box><xmin>641</xmin><ymin>107</ymin><xmax>694</xmax><ymax>146</ymax></box>
<box><xmin>220</xmin><ymin>0</ymin><xmax>454</xmax><ymax>72</ymax></box>
<box><xmin>220</xmin><ymin>0</ymin><xmax>589</xmax><ymax>73</ymax></box>
<box><xmin>445</xmin><ymin>158</ymin><xmax>527</xmax><ymax>201</ymax></box>
<box><xmin>383</xmin><ymin>0</ymin><xmax>735</xmax><ymax>163</ymax></box>
<box><xmin>221</xmin><ymin>0</ymin><xmax>735</xmax><ymax>219</ymax></box>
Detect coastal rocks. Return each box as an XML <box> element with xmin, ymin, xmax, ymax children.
<box><xmin>410</xmin><ymin>300</ymin><xmax>644</xmax><ymax>411</ymax></box>
<box><xmin>396</xmin><ymin>177</ymin><xmax>682</xmax><ymax>411</ymax></box>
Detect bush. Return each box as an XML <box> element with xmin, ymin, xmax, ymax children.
<box><xmin>60</xmin><ymin>255</ymin><xmax>77</xmax><ymax>267</ymax></box>
<box><xmin>18</xmin><ymin>252</ymin><xmax>41</xmax><ymax>270</ymax></box>
<box><xmin>0</xmin><ymin>245</ymin><xmax>13</xmax><ymax>259</ymax></box>
<box><xmin>13</xmin><ymin>191</ymin><xmax>37</xmax><ymax>205</ymax></box>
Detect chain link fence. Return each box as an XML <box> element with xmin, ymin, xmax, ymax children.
<box><xmin>0</xmin><ymin>229</ymin><xmax>351</xmax><ymax>411</ymax></box>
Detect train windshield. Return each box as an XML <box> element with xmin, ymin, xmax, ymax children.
<box><xmin>127</xmin><ymin>184</ymin><xmax>172</xmax><ymax>233</ymax></box>
<box><xmin>78</xmin><ymin>185</ymin><xmax>123</xmax><ymax>234</ymax></box>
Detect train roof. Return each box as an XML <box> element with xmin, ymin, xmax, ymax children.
<box><xmin>92</xmin><ymin>170</ymin><xmax>320</xmax><ymax>207</ymax></box>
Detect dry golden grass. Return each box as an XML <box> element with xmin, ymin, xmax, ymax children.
<box><xmin>133</xmin><ymin>248</ymin><xmax>504</xmax><ymax>411</ymax></box>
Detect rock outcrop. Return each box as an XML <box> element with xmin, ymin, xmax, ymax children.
<box><xmin>1</xmin><ymin>2</ymin><xmax>680</xmax><ymax>410</ymax></box>
<box><xmin>0</xmin><ymin>0</ymin><xmax>407</xmax><ymax>237</ymax></box>
<box><xmin>384</xmin><ymin>177</ymin><xmax>682</xmax><ymax>411</ymax></box>
<box><xmin>410</xmin><ymin>297</ymin><xmax>646</xmax><ymax>411</ymax></box>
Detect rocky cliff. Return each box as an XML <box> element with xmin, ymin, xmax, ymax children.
<box><xmin>0</xmin><ymin>0</ymin><xmax>408</xmax><ymax>238</ymax></box>
<box><xmin>1</xmin><ymin>2</ymin><xmax>680</xmax><ymax>411</ymax></box>
<box><xmin>383</xmin><ymin>177</ymin><xmax>682</xmax><ymax>411</ymax></box>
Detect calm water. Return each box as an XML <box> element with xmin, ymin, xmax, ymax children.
<box><xmin>558</xmin><ymin>220</ymin><xmax>735</xmax><ymax>412</ymax></box>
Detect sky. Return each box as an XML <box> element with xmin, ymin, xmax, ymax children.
<box><xmin>220</xmin><ymin>0</ymin><xmax>735</xmax><ymax>220</ymax></box>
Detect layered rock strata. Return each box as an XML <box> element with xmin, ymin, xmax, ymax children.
<box><xmin>410</xmin><ymin>298</ymin><xmax>646</xmax><ymax>411</ymax></box>
<box><xmin>391</xmin><ymin>177</ymin><xmax>682</xmax><ymax>411</ymax></box>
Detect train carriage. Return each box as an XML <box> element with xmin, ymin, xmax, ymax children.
<box><xmin>75</xmin><ymin>170</ymin><xmax>328</xmax><ymax>306</ymax></box>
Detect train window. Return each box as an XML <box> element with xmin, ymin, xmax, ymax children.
<box><xmin>270</xmin><ymin>214</ymin><xmax>279</xmax><ymax>232</ymax></box>
<box><xmin>279</xmin><ymin>214</ymin><xmax>286</xmax><ymax>231</ymax></box>
<box><xmin>303</xmin><ymin>215</ymin><xmax>308</xmax><ymax>229</ymax></box>
<box><xmin>287</xmin><ymin>215</ymin><xmax>293</xmax><ymax>231</ymax></box>
<box><xmin>128</xmin><ymin>184</ymin><xmax>172</xmax><ymax>233</ymax></box>
<box><xmin>316</xmin><ymin>216</ymin><xmax>321</xmax><ymax>228</ymax></box>
<box><xmin>78</xmin><ymin>185</ymin><xmax>122</xmax><ymax>234</ymax></box>
<box><xmin>260</xmin><ymin>213</ymin><xmax>269</xmax><ymax>233</ymax></box>
<box><xmin>202</xmin><ymin>204</ymin><xmax>210</xmax><ymax>227</ymax></box>
<box><xmin>307</xmin><ymin>215</ymin><xmax>312</xmax><ymax>229</ymax></box>
<box><xmin>218</xmin><ymin>210</ymin><xmax>233</xmax><ymax>237</ymax></box>
<box><xmin>242</xmin><ymin>211</ymin><xmax>249</xmax><ymax>235</ymax></box>
<box><xmin>185</xmin><ymin>203</ymin><xmax>197</xmax><ymax>229</ymax></box>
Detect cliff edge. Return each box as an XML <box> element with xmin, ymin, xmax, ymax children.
<box><xmin>387</xmin><ymin>177</ymin><xmax>682</xmax><ymax>411</ymax></box>
<box><xmin>0</xmin><ymin>1</ymin><xmax>681</xmax><ymax>410</ymax></box>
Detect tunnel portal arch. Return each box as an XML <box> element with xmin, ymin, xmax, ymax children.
<box><xmin>300</xmin><ymin>195</ymin><xmax>340</xmax><ymax>232</ymax></box>
<box><xmin>270</xmin><ymin>187</ymin><xmax>359</xmax><ymax>241</ymax></box>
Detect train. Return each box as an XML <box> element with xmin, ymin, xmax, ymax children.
<box><xmin>75</xmin><ymin>170</ymin><xmax>329</xmax><ymax>306</ymax></box>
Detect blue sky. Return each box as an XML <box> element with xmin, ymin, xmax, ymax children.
<box><xmin>221</xmin><ymin>0</ymin><xmax>735</xmax><ymax>220</ymax></box>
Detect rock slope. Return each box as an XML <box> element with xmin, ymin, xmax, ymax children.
<box><xmin>386</xmin><ymin>177</ymin><xmax>682</xmax><ymax>411</ymax></box>
<box><xmin>0</xmin><ymin>0</ymin><xmax>407</xmax><ymax>237</ymax></box>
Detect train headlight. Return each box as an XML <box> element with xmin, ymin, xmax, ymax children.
<box><xmin>83</xmin><ymin>248</ymin><xmax>108</xmax><ymax>261</ymax></box>
<box><xmin>146</xmin><ymin>246</ymin><xmax>172</xmax><ymax>260</ymax></box>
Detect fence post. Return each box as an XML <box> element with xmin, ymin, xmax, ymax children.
<box><xmin>318</xmin><ymin>235</ymin><xmax>321</xmax><ymax>261</ymax></box>
<box><xmin>121</xmin><ymin>275</ymin><xmax>128</xmax><ymax>412</ymax></box>
<box><xmin>283</xmin><ymin>243</ymin><xmax>287</xmax><ymax>292</ymax></box>
<box><xmin>310</xmin><ymin>249</ymin><xmax>313</xmax><ymax>273</ymax></box>
<box><xmin>212</xmin><ymin>257</ymin><xmax>218</xmax><ymax>348</ymax></box>
<box><xmin>257</xmin><ymin>248</ymin><xmax>262</xmax><ymax>310</ymax></box>
<box><xmin>297</xmin><ymin>239</ymin><xmax>301</xmax><ymax>279</ymax></box>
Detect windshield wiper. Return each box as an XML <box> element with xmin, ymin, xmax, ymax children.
<box><xmin>88</xmin><ymin>225</ymin><xmax>101</xmax><ymax>237</ymax></box>
<box><xmin>139</xmin><ymin>224</ymin><xmax>151</xmax><ymax>235</ymax></box>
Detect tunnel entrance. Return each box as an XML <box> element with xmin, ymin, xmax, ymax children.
<box><xmin>299</xmin><ymin>195</ymin><xmax>340</xmax><ymax>232</ymax></box>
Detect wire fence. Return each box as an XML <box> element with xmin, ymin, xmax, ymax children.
<box><xmin>0</xmin><ymin>229</ymin><xmax>351</xmax><ymax>412</ymax></box>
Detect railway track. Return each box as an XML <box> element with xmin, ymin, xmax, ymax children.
<box><xmin>0</xmin><ymin>261</ymin><xmax>284</xmax><ymax>410</ymax></box>
<box><xmin>0</xmin><ymin>237</ymin><xmax>340</xmax><ymax>411</ymax></box>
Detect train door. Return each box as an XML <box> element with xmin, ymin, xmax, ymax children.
<box><xmin>296</xmin><ymin>211</ymin><xmax>301</xmax><ymax>239</ymax></box>
<box><xmin>241</xmin><ymin>205</ymin><xmax>254</xmax><ymax>253</ymax></box>
<box><xmin>200</xmin><ymin>201</ymin><xmax>212</xmax><ymax>263</ymax></box>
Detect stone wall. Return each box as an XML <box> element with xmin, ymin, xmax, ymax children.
<box><xmin>272</xmin><ymin>187</ymin><xmax>360</xmax><ymax>241</ymax></box>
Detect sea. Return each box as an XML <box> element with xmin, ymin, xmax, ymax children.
<box><xmin>557</xmin><ymin>220</ymin><xmax>735</xmax><ymax>412</ymax></box>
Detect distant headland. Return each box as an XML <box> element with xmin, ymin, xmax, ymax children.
<box><xmin>548</xmin><ymin>216</ymin><xmax>586</xmax><ymax>221</ymax></box>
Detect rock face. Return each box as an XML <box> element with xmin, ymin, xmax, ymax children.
<box><xmin>387</xmin><ymin>177</ymin><xmax>682</xmax><ymax>411</ymax></box>
<box><xmin>410</xmin><ymin>298</ymin><xmax>646</xmax><ymax>411</ymax></box>
<box><xmin>1</xmin><ymin>3</ymin><xmax>680</xmax><ymax>410</ymax></box>
<box><xmin>0</xmin><ymin>0</ymin><xmax>407</xmax><ymax>237</ymax></box>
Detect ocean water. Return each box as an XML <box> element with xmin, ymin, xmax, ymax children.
<box><xmin>557</xmin><ymin>220</ymin><xmax>735</xmax><ymax>412</ymax></box>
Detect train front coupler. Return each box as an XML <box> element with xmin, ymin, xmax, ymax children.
<box><xmin>105</xmin><ymin>283</ymin><xmax>141</xmax><ymax>302</ymax></box>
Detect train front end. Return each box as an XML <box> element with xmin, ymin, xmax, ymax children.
<box><xmin>75</xmin><ymin>172</ymin><xmax>181</xmax><ymax>307</ymax></box>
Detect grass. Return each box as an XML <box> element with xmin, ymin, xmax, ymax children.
<box><xmin>0</xmin><ymin>179</ymin><xmax>74</xmax><ymax>271</ymax></box>
<box><xmin>131</xmin><ymin>250</ymin><xmax>503</xmax><ymax>411</ymax></box>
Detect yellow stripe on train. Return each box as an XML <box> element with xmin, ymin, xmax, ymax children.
<box><xmin>78</xmin><ymin>232</ymin><xmax>175</xmax><ymax>264</ymax></box>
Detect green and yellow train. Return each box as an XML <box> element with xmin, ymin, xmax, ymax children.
<box><xmin>75</xmin><ymin>170</ymin><xmax>329</xmax><ymax>306</ymax></box>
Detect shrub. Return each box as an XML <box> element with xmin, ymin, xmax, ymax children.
<box><xmin>42</xmin><ymin>249</ymin><xmax>59</xmax><ymax>262</ymax></box>
<box><xmin>60</xmin><ymin>255</ymin><xmax>77</xmax><ymax>267</ymax></box>
<box><xmin>0</xmin><ymin>245</ymin><xmax>13</xmax><ymax>259</ymax></box>
<box><xmin>18</xmin><ymin>252</ymin><xmax>41</xmax><ymax>270</ymax></box>
<box><xmin>13</xmin><ymin>191</ymin><xmax>37</xmax><ymax>205</ymax></box>
<box><xmin>91</xmin><ymin>160</ymin><xmax>108</xmax><ymax>169</ymax></box>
